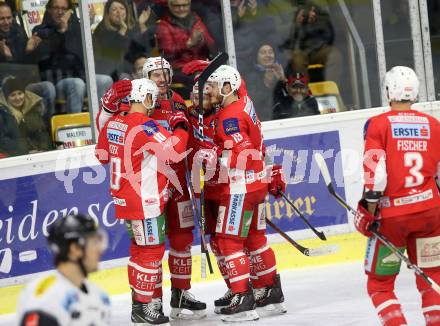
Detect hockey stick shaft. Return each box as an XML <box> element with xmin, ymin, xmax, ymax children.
<box><xmin>197</xmin><ymin>52</ymin><xmax>229</xmax><ymax>138</ymax></box>
<box><xmin>280</xmin><ymin>191</ymin><xmax>327</xmax><ymax>240</ymax></box>
<box><xmin>184</xmin><ymin>158</ymin><xmax>213</xmax><ymax>276</ymax></box>
<box><xmin>314</xmin><ymin>153</ymin><xmax>440</xmax><ymax>294</ymax></box>
<box><xmin>265</xmin><ymin>218</ymin><xmax>310</xmax><ymax>255</ymax></box>
<box><xmin>199</xmin><ymin>169</ymin><xmax>214</xmax><ymax>274</ymax></box>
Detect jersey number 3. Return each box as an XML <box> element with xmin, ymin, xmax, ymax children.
<box><xmin>404</xmin><ymin>152</ymin><xmax>424</xmax><ymax>188</ymax></box>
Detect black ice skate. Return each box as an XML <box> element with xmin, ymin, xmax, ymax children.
<box><xmin>220</xmin><ymin>288</ymin><xmax>259</xmax><ymax>322</ymax></box>
<box><xmin>254</xmin><ymin>274</ymin><xmax>287</xmax><ymax>314</ymax></box>
<box><xmin>131</xmin><ymin>298</ymin><xmax>170</xmax><ymax>325</ymax></box>
<box><xmin>170</xmin><ymin>288</ymin><xmax>207</xmax><ymax>320</ymax></box>
<box><xmin>214</xmin><ymin>288</ymin><xmax>234</xmax><ymax>314</ymax></box>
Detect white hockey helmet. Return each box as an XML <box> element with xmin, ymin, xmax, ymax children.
<box><xmin>142</xmin><ymin>56</ymin><xmax>173</xmax><ymax>83</ymax></box>
<box><xmin>207</xmin><ymin>65</ymin><xmax>241</xmax><ymax>97</ymax></box>
<box><xmin>128</xmin><ymin>78</ymin><xmax>159</xmax><ymax>109</ymax></box>
<box><xmin>384</xmin><ymin>66</ymin><xmax>419</xmax><ymax>102</ymax></box>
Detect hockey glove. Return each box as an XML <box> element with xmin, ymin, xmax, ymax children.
<box><xmin>355</xmin><ymin>200</ymin><xmax>376</xmax><ymax>237</ymax></box>
<box><xmin>182</xmin><ymin>60</ymin><xmax>210</xmax><ymax>76</ymax></box>
<box><xmin>101</xmin><ymin>79</ymin><xmax>132</xmax><ymax>113</ymax></box>
<box><xmin>168</xmin><ymin>111</ymin><xmax>189</xmax><ymax>131</ymax></box>
<box><xmin>269</xmin><ymin>165</ymin><xmax>286</xmax><ymax>198</ymax></box>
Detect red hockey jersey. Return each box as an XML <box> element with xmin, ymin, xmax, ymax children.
<box><xmin>363</xmin><ymin>109</ymin><xmax>440</xmax><ymax>218</ymax></box>
<box><xmin>187</xmin><ymin>105</ymin><xmax>219</xmax><ymax>198</ymax></box>
<box><xmin>95</xmin><ymin>112</ymin><xmax>188</xmax><ymax>220</ymax></box>
<box><xmin>214</xmin><ymin>96</ymin><xmax>268</xmax><ymax>195</ymax></box>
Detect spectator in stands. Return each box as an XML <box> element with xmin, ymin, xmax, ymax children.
<box><xmin>272</xmin><ymin>72</ymin><xmax>320</xmax><ymax>119</ymax></box>
<box><xmin>157</xmin><ymin>0</ymin><xmax>215</xmax><ymax>70</ymax></box>
<box><xmin>0</xmin><ymin>102</ymin><xmax>27</xmax><ymax>157</ymax></box>
<box><xmin>131</xmin><ymin>54</ymin><xmax>147</xmax><ymax>79</ymax></box>
<box><xmin>0</xmin><ymin>2</ymin><xmax>56</xmax><ymax>122</ymax></box>
<box><xmin>93</xmin><ymin>0</ymin><xmax>140</xmax><ymax>80</ymax></box>
<box><xmin>0</xmin><ymin>76</ymin><xmax>52</xmax><ymax>153</ymax></box>
<box><xmin>230</xmin><ymin>0</ymin><xmax>284</xmax><ymax>77</ymax></box>
<box><xmin>283</xmin><ymin>1</ymin><xmax>341</xmax><ymax>83</ymax></box>
<box><xmin>246</xmin><ymin>42</ymin><xmax>286</xmax><ymax>121</ymax></box>
<box><xmin>25</xmin><ymin>0</ymin><xmax>111</xmax><ymax>113</ymax></box>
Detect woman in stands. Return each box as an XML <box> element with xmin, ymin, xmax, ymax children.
<box><xmin>0</xmin><ymin>76</ymin><xmax>52</xmax><ymax>155</ymax></box>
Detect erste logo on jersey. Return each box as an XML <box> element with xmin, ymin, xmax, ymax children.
<box><xmin>223</xmin><ymin>118</ymin><xmax>240</xmax><ymax>135</ymax></box>
<box><xmin>391</xmin><ymin>123</ymin><xmax>430</xmax><ymax>139</ymax></box>
<box><xmin>107</xmin><ymin>129</ymin><xmax>125</xmax><ymax>145</ymax></box>
<box><xmin>143</xmin><ymin>120</ymin><xmax>159</xmax><ymax>135</ymax></box>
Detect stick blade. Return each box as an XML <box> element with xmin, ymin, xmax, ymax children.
<box><xmin>314</xmin><ymin>153</ymin><xmax>332</xmax><ymax>187</ymax></box>
<box><xmin>306</xmin><ymin>244</ymin><xmax>340</xmax><ymax>257</ymax></box>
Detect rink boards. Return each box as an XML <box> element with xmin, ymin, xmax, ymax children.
<box><xmin>0</xmin><ymin>102</ymin><xmax>439</xmax><ymax>314</ymax></box>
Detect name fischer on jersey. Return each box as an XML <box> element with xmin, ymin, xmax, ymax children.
<box><xmin>397</xmin><ymin>140</ymin><xmax>428</xmax><ymax>151</ymax></box>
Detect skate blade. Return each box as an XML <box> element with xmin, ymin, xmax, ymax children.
<box><xmin>221</xmin><ymin>309</ymin><xmax>259</xmax><ymax>322</ymax></box>
<box><xmin>214</xmin><ymin>305</ymin><xmax>227</xmax><ymax>314</ymax></box>
<box><xmin>257</xmin><ymin>302</ymin><xmax>287</xmax><ymax>315</ymax></box>
<box><xmin>170</xmin><ymin>307</ymin><xmax>207</xmax><ymax>320</ymax></box>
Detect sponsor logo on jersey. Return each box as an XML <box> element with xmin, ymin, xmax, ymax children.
<box><xmin>393</xmin><ymin>189</ymin><xmax>433</xmax><ymax>206</ymax></box>
<box><xmin>416</xmin><ymin>236</ymin><xmax>440</xmax><ymax>268</ymax></box>
<box><xmin>107</xmin><ymin>129</ymin><xmax>125</xmax><ymax>145</ymax></box>
<box><xmin>177</xmin><ymin>200</ymin><xmax>194</xmax><ymax>228</ymax></box>
<box><xmin>364</xmin><ymin>237</ymin><xmax>376</xmax><ymax>273</ymax></box>
<box><xmin>144</xmin><ymin>218</ymin><xmax>156</xmax><ymax>243</ymax></box>
<box><xmin>391</xmin><ymin>123</ymin><xmax>430</xmax><ymax>139</ymax></box>
<box><xmin>113</xmin><ymin>197</ymin><xmax>126</xmax><ymax>206</ymax></box>
<box><xmin>34</xmin><ymin>275</ymin><xmax>56</xmax><ymax>297</ymax></box>
<box><xmin>108</xmin><ymin>121</ymin><xmax>128</xmax><ymax>132</ymax></box>
<box><xmin>245</xmin><ymin>170</ymin><xmax>255</xmax><ymax>183</ymax></box>
<box><xmin>143</xmin><ymin>121</ymin><xmax>159</xmax><ymax>136</ymax></box>
<box><xmin>62</xmin><ymin>291</ymin><xmax>79</xmax><ymax>312</ymax></box>
<box><xmin>223</xmin><ymin>118</ymin><xmax>240</xmax><ymax>135</ymax></box>
<box><xmin>144</xmin><ymin>198</ymin><xmax>158</xmax><ymax>205</ymax></box>
<box><xmin>388</xmin><ymin>115</ymin><xmax>429</xmax><ymax>123</ymax></box>
<box><xmin>226</xmin><ymin>194</ymin><xmax>244</xmax><ymax>236</ymax></box>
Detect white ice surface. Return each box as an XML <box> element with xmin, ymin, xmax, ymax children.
<box><xmin>0</xmin><ymin>261</ymin><xmax>425</xmax><ymax>325</ymax></box>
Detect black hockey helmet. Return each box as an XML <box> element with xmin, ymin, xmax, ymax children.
<box><xmin>47</xmin><ymin>214</ymin><xmax>99</xmax><ymax>263</ymax></box>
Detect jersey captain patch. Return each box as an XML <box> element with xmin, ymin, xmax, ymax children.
<box><xmin>223</xmin><ymin>118</ymin><xmax>240</xmax><ymax>135</ymax></box>
<box><xmin>143</xmin><ymin>120</ymin><xmax>159</xmax><ymax>136</ymax></box>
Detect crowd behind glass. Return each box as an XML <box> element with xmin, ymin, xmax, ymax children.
<box><xmin>1</xmin><ymin>0</ymin><xmax>440</xmax><ymax>157</ymax></box>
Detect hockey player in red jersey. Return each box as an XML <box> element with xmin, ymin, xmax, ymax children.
<box><xmin>201</xmin><ymin>65</ymin><xmax>286</xmax><ymax>322</ymax></box>
<box><xmin>97</xmin><ymin>57</ymin><xmax>206</xmax><ymax>319</ymax></box>
<box><xmin>95</xmin><ymin>78</ymin><xmax>191</xmax><ymax>325</ymax></box>
<box><xmin>356</xmin><ymin>66</ymin><xmax>440</xmax><ymax>326</ymax></box>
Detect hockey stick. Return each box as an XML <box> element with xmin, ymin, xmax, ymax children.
<box><xmin>279</xmin><ymin>191</ymin><xmax>327</xmax><ymax>240</ymax></box>
<box><xmin>199</xmin><ymin>168</ymin><xmax>214</xmax><ymax>275</ymax></box>
<box><xmin>190</xmin><ymin>53</ymin><xmax>228</xmax><ymax>276</ymax></box>
<box><xmin>266</xmin><ymin>218</ymin><xmax>339</xmax><ymax>256</ymax></box>
<box><xmin>314</xmin><ymin>153</ymin><xmax>440</xmax><ymax>294</ymax></box>
<box><xmin>197</xmin><ymin>52</ymin><xmax>229</xmax><ymax>137</ymax></box>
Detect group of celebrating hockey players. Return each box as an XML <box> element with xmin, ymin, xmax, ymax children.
<box><xmin>93</xmin><ymin>57</ymin><xmax>287</xmax><ymax>325</ymax></box>
<box><xmin>15</xmin><ymin>57</ymin><xmax>440</xmax><ymax>326</ymax></box>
